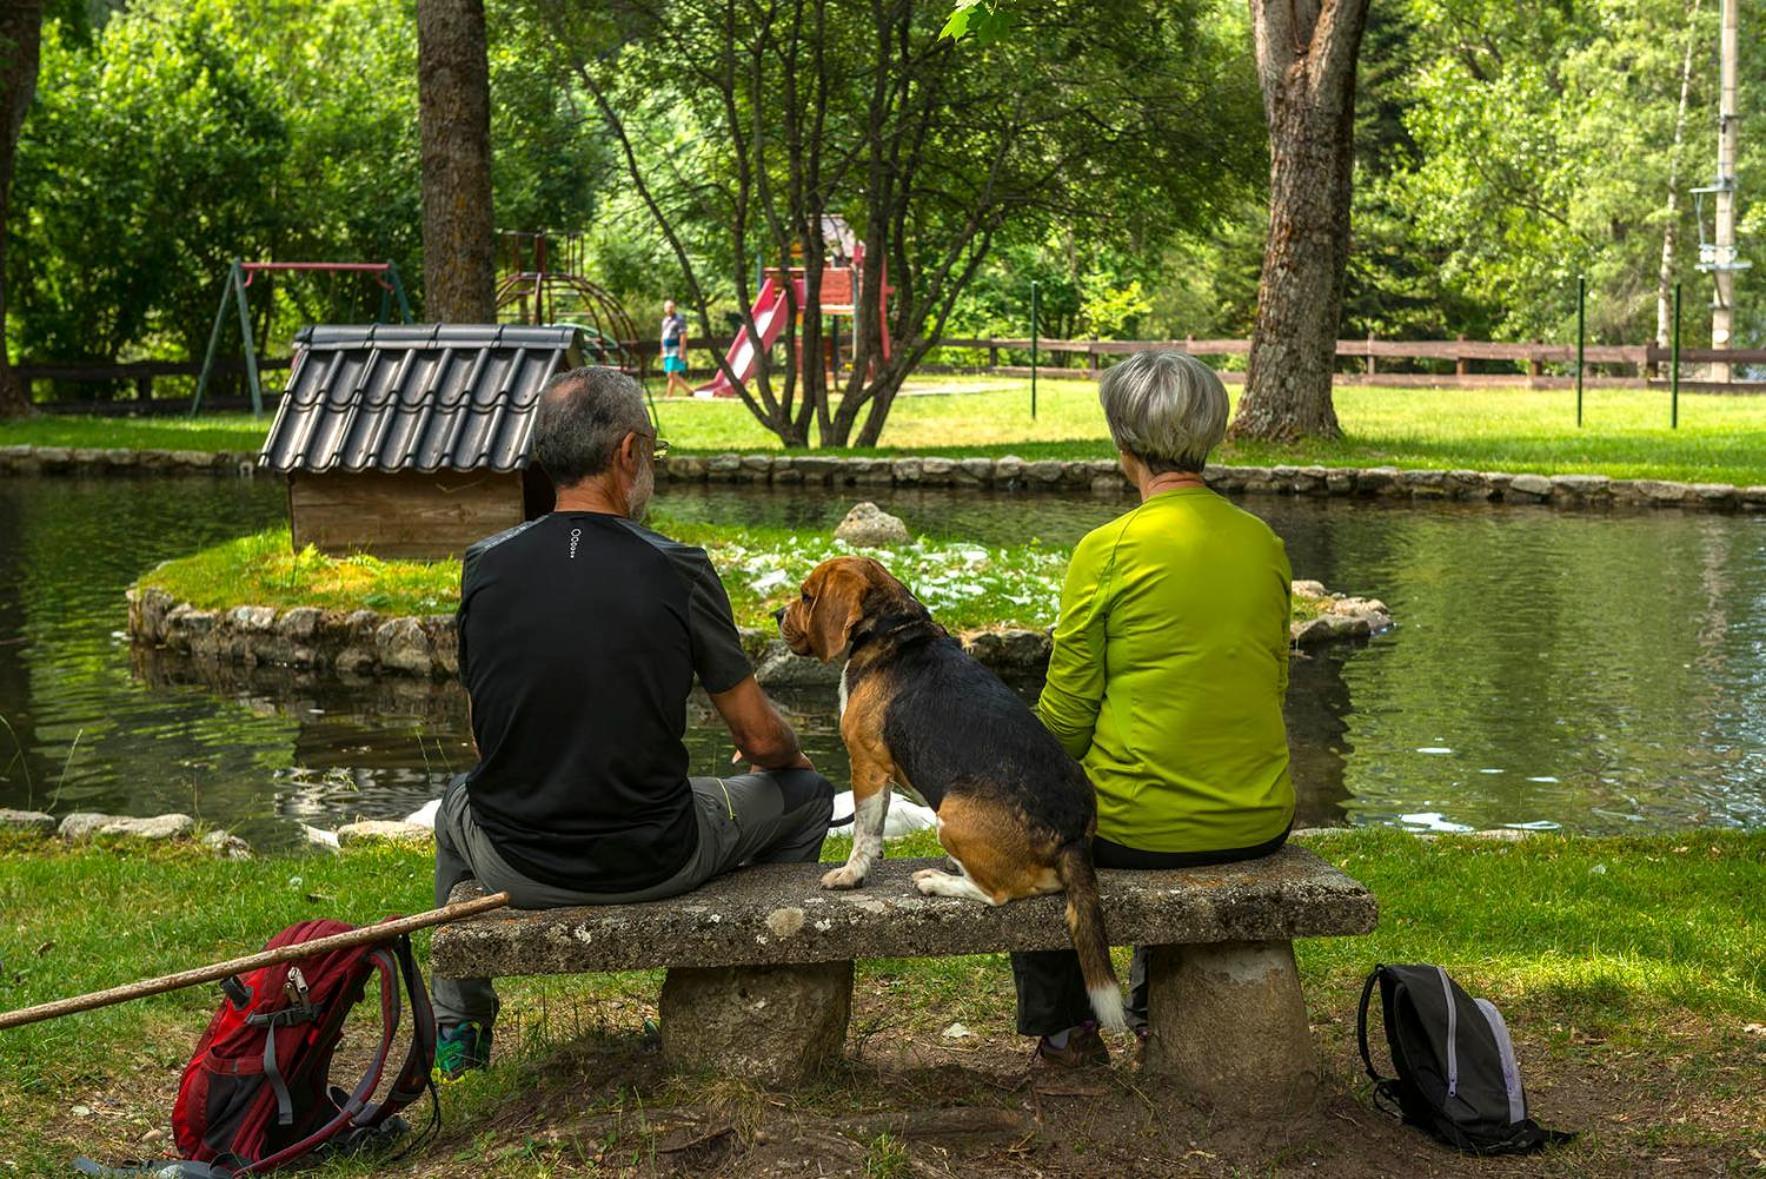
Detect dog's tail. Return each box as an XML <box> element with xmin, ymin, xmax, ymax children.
<box><xmin>1054</xmin><ymin>839</ymin><xmax>1126</xmax><ymax>1032</ymax></box>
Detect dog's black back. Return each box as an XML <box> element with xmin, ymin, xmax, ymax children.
<box><xmin>866</xmin><ymin>630</ymin><xmax>1096</xmax><ymax>844</ymax></box>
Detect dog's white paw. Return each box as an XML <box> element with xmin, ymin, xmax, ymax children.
<box><xmin>821</xmin><ymin>865</ymin><xmax>867</xmax><ymax>890</ymax></box>
<box><xmin>912</xmin><ymin>868</ymin><xmax>952</xmax><ymax>895</ymax></box>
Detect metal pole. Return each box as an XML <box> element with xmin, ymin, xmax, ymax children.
<box><xmin>1030</xmin><ymin>281</ymin><xmax>1039</xmax><ymax>421</ymax></box>
<box><xmin>1575</xmin><ymin>275</ymin><xmax>1586</xmax><ymax>428</ymax></box>
<box><xmin>233</xmin><ymin>266</ymin><xmax>264</xmax><ymax>418</ymax></box>
<box><xmin>1672</xmin><ymin>282</ymin><xmax>1682</xmax><ymax>428</ymax></box>
<box><xmin>1711</xmin><ymin>0</ymin><xmax>1740</xmax><ymax>381</ymax></box>
<box><xmin>387</xmin><ymin>261</ymin><xmax>414</xmax><ymax>323</ymax></box>
<box><xmin>190</xmin><ymin>261</ymin><xmax>241</xmax><ymax>417</ymax></box>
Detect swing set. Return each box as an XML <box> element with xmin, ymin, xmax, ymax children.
<box><xmin>190</xmin><ymin>259</ymin><xmax>413</xmax><ymax>417</ymax></box>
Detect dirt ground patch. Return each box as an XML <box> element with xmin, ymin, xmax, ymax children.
<box><xmin>18</xmin><ymin>986</ymin><xmax>1765</xmax><ymax>1177</ymax></box>
<box><xmin>377</xmin><ymin>983</ymin><xmax>1766</xmax><ymax>1178</ymax></box>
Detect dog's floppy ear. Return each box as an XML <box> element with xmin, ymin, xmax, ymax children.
<box><xmin>857</xmin><ymin>557</ymin><xmax>925</xmax><ymax>618</ymax></box>
<box><xmin>807</xmin><ymin>563</ymin><xmax>866</xmax><ymax>661</ymax></box>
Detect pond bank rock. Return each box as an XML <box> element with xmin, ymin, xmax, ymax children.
<box><xmin>0</xmin><ymin>808</ymin><xmax>57</xmax><ymax>838</ymax></box>
<box><xmin>336</xmin><ymin>819</ymin><xmax>434</xmax><ymax>848</ymax></box>
<box><xmin>59</xmin><ymin>812</ymin><xmax>195</xmax><ymax>842</ymax></box>
<box><xmin>833</xmin><ymin>502</ymin><xmax>911</xmax><ymax>547</ymax></box>
<box><xmin>201</xmin><ymin>830</ymin><xmax>256</xmax><ymax>860</ymax></box>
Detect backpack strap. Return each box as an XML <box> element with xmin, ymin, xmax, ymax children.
<box><xmin>1356</xmin><ymin>966</ymin><xmax>1386</xmax><ymax>1083</ymax></box>
<box><xmin>362</xmin><ymin>933</ymin><xmax>443</xmax><ymax>1159</ymax></box>
<box><xmin>361</xmin><ymin>934</ymin><xmax>437</xmax><ymax>1126</ymax></box>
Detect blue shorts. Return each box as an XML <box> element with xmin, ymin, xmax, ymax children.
<box><xmin>663</xmin><ymin>355</ymin><xmax>687</xmax><ymax>375</ymax></box>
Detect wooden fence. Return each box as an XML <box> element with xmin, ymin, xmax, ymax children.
<box><xmin>938</xmin><ymin>336</ymin><xmax>1766</xmax><ymax>392</ymax></box>
<box><xmin>19</xmin><ymin>333</ymin><xmax>1766</xmax><ymax>409</ymax></box>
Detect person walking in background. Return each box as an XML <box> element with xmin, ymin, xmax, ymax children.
<box><xmin>660</xmin><ymin>300</ymin><xmax>691</xmax><ymax>397</ymax></box>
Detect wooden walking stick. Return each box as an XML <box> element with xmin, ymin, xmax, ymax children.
<box><xmin>0</xmin><ymin>890</ymin><xmax>512</xmax><ymax>1032</ymax></box>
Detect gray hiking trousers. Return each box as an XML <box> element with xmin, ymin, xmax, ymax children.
<box><xmin>431</xmin><ymin>769</ymin><xmax>834</xmax><ymax>1028</ymax></box>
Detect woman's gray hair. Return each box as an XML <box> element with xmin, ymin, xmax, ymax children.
<box><xmin>1097</xmin><ymin>350</ymin><xmax>1229</xmax><ymax>474</ymax></box>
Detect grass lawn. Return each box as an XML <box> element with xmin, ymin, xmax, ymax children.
<box><xmin>136</xmin><ymin>516</ymin><xmax>1330</xmax><ymax>633</ymax></box>
<box><xmin>0</xmin><ymin>829</ymin><xmax>1760</xmax><ymax>1175</ymax></box>
<box><xmin>8</xmin><ymin>377</ymin><xmax>1765</xmax><ymax>485</ymax></box>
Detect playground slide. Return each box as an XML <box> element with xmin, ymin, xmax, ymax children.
<box><xmin>695</xmin><ymin>276</ymin><xmax>800</xmax><ymax>398</ymax></box>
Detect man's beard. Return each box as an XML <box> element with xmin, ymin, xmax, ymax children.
<box><xmin>627</xmin><ymin>459</ymin><xmax>655</xmax><ymax>521</ymax></box>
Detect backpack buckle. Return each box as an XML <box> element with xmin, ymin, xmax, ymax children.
<box><xmin>285</xmin><ymin>966</ymin><xmax>311</xmax><ymax>1010</ymax></box>
<box><xmin>221</xmin><ymin>975</ymin><xmax>252</xmax><ymax>1010</ymax></box>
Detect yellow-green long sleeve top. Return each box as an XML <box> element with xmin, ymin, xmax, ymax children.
<box><xmin>1036</xmin><ymin>487</ymin><xmax>1294</xmax><ymax>852</ymax></box>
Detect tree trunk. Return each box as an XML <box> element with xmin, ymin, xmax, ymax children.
<box><xmin>1654</xmin><ymin>0</ymin><xmax>1701</xmax><ymax>376</ymax></box>
<box><xmin>0</xmin><ymin>0</ymin><xmax>44</xmax><ymax>419</ymax></box>
<box><xmin>1230</xmin><ymin>0</ymin><xmax>1369</xmax><ymax>443</ymax></box>
<box><xmin>417</xmin><ymin>0</ymin><xmax>496</xmax><ymax>323</ymax></box>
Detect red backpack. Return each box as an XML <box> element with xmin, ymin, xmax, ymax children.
<box><xmin>170</xmin><ymin>919</ymin><xmax>439</xmax><ymax>1174</ymax></box>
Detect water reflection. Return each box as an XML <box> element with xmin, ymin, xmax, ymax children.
<box><xmin>1</xmin><ymin>475</ymin><xmax>1763</xmax><ymax>838</ymax></box>
<box><xmin>125</xmin><ymin>648</ymin><xmax>1361</xmax><ymax>848</ymax></box>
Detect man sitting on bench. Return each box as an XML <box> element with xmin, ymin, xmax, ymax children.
<box><xmin>431</xmin><ymin>365</ymin><xmax>835</xmax><ymax>1079</ymax></box>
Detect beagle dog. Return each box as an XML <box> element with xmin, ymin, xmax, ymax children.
<box><xmin>779</xmin><ymin>556</ymin><xmax>1125</xmax><ymax>1030</ymax></box>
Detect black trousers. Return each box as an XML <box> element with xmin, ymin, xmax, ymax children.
<box><xmin>1010</xmin><ymin>827</ymin><xmax>1291</xmax><ymax>1036</ymax></box>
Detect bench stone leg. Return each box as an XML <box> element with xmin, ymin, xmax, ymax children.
<box><xmin>1141</xmin><ymin>940</ymin><xmax>1318</xmax><ymax>1115</ymax></box>
<box><xmin>658</xmin><ymin>960</ymin><xmax>853</xmax><ymax>1086</ymax></box>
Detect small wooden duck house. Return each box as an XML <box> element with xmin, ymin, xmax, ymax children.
<box><xmin>258</xmin><ymin>324</ymin><xmax>590</xmax><ymax>559</ymax></box>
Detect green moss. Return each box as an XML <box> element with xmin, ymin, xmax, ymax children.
<box><xmin>137</xmin><ymin>529</ymin><xmax>458</xmax><ymax>617</ymax></box>
<box><xmin>137</xmin><ymin>517</ymin><xmax>1323</xmax><ymax>631</ymax></box>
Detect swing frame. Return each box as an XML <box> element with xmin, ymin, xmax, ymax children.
<box><xmin>190</xmin><ymin>259</ymin><xmax>413</xmax><ymax>417</ymax></box>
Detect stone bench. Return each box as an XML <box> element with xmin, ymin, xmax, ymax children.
<box><xmin>432</xmin><ymin>847</ymin><xmax>1377</xmax><ymax>1112</ymax></box>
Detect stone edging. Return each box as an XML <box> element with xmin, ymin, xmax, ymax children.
<box><xmin>0</xmin><ymin>808</ymin><xmax>252</xmax><ymax>858</ymax></box>
<box><xmin>654</xmin><ymin>454</ymin><xmax>1766</xmax><ymax>511</ymax></box>
<box><xmin>4</xmin><ymin>443</ymin><xmax>1762</xmax><ymax>512</ymax></box>
<box><xmin>128</xmin><ymin>583</ymin><xmax>1391</xmax><ymax>683</ymax></box>
<box><xmin>0</xmin><ymin>805</ymin><xmax>1554</xmax><ymax>860</ymax></box>
<box><xmin>0</xmin><ymin>445</ymin><xmax>255</xmax><ymax>475</ymax></box>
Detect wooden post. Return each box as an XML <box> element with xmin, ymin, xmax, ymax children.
<box><xmin>1366</xmin><ymin>332</ymin><xmax>1376</xmax><ymax>375</ymax></box>
<box><xmin>1528</xmin><ymin>342</ymin><xmax>1543</xmax><ymax>380</ymax></box>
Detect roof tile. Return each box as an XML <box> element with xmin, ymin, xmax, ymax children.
<box><xmin>259</xmin><ymin>324</ymin><xmax>583</xmax><ymax>474</ymax></box>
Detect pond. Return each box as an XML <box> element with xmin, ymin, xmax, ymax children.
<box><xmin>1</xmin><ymin>474</ymin><xmax>1763</xmax><ymax>848</ymax></box>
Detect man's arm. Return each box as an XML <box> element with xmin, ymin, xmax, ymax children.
<box><xmin>710</xmin><ymin>676</ymin><xmax>812</xmax><ymax>770</ymax></box>
<box><xmin>681</xmin><ymin>547</ymin><xmax>811</xmax><ymax>770</ymax></box>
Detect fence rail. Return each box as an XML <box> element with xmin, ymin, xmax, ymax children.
<box><xmin>19</xmin><ymin>334</ymin><xmax>1766</xmax><ymax>407</ymax></box>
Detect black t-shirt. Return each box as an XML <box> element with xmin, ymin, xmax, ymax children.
<box><xmin>457</xmin><ymin>512</ymin><xmax>754</xmax><ymax>892</ymax></box>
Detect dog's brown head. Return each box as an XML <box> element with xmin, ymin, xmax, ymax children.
<box><xmin>778</xmin><ymin>556</ymin><xmax>925</xmax><ymax>662</ymax></box>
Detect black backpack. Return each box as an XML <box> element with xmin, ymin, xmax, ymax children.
<box><xmin>1357</xmin><ymin>964</ymin><xmax>1574</xmax><ymax>1156</ymax></box>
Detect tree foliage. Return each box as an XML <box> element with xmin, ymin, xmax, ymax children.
<box><xmin>527</xmin><ymin>0</ymin><xmax>1261</xmax><ymax>446</ymax></box>
<box><xmin>6</xmin><ymin>0</ymin><xmax>602</xmax><ymax>390</ymax></box>
<box><xmin>1348</xmin><ymin>0</ymin><xmax>1762</xmax><ymax>348</ymax></box>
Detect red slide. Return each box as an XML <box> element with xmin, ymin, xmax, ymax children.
<box><xmin>696</xmin><ymin>275</ymin><xmax>803</xmax><ymax>398</ymax></box>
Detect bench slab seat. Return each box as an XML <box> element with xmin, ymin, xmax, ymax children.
<box><xmin>433</xmin><ymin>847</ymin><xmax>1377</xmax><ymax>1107</ymax></box>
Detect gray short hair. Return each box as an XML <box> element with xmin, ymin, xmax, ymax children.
<box><xmin>1097</xmin><ymin>350</ymin><xmax>1229</xmax><ymax>473</ymax></box>
<box><xmin>531</xmin><ymin>366</ymin><xmax>650</xmax><ymax>486</ymax></box>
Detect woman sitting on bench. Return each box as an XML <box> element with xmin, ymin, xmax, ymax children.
<box><xmin>1015</xmin><ymin>350</ymin><xmax>1296</xmax><ymax>1070</ymax></box>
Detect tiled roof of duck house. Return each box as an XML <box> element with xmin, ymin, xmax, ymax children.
<box><xmin>260</xmin><ymin>324</ymin><xmax>591</xmax><ymax>559</ymax></box>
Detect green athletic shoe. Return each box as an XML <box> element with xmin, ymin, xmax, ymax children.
<box><xmin>434</xmin><ymin>1021</ymin><xmax>493</xmax><ymax>1081</ymax></box>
